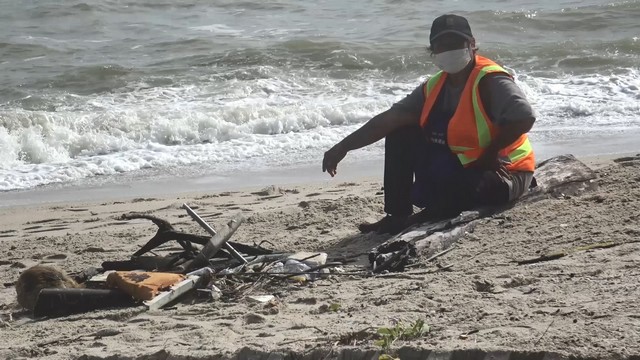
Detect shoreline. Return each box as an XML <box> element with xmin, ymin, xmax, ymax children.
<box><xmin>1</xmin><ymin>144</ymin><xmax>636</xmax><ymax>209</ymax></box>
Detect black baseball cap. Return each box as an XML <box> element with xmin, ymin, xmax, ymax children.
<box><xmin>429</xmin><ymin>14</ymin><xmax>473</xmax><ymax>44</ymax></box>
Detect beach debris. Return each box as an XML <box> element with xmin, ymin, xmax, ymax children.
<box><xmin>11</xmin><ymin>204</ymin><xmax>337</xmax><ymax>319</ymax></box>
<box><xmin>143</xmin><ymin>268</ymin><xmax>213</xmax><ymax>310</ymax></box>
<box><xmin>107</xmin><ymin>209</ymin><xmax>270</xmax><ymax>273</ymax></box>
<box><xmin>144</xmin><ymin>276</ymin><xmax>198</xmax><ymax>310</ymax></box>
<box><xmin>516</xmin><ymin>241</ymin><xmax>620</xmax><ymax>265</ymax></box>
<box><xmin>523</xmin><ymin>154</ymin><xmax>598</xmax><ymax>200</ymax></box>
<box><xmin>86</xmin><ymin>270</ymin><xmax>115</xmax><ymax>284</ymax></box>
<box><xmin>368</xmin><ymin>155</ymin><xmax>599</xmax><ymax>272</ymax></box>
<box><xmin>33</xmin><ymin>288</ymin><xmax>134</xmax><ymax>318</ymax></box>
<box><xmin>106</xmin><ymin>271</ymin><xmax>186</xmax><ymax>301</ymax></box>
<box><xmin>209</xmin><ymin>284</ymin><xmax>223</xmax><ymax>300</ymax></box>
<box><xmin>459</xmin><ymin>329</ymin><xmax>480</xmax><ymax>340</ymax></box>
<box><xmin>286</xmin><ymin>252</ymin><xmax>327</xmax><ymax>268</ymax></box>
<box><xmin>369</xmin><ymin>241</ymin><xmax>416</xmax><ymax>273</ymax></box>
<box><xmin>68</xmin><ymin>266</ymin><xmax>103</xmax><ymax>283</ymax></box>
<box><xmin>260</xmin><ymin>253</ymin><xmax>330</xmax><ymax>282</ymax></box>
<box><xmin>16</xmin><ymin>265</ymin><xmax>80</xmax><ymax>312</ymax></box>
<box><xmin>183</xmin><ymin>204</ymin><xmax>248</xmax><ymax>266</ymax></box>
<box><xmin>247</xmin><ymin>295</ymin><xmax>275</xmax><ymax>304</ymax></box>
<box><xmin>180</xmin><ymin>212</ymin><xmax>245</xmax><ymax>272</ymax></box>
<box><xmin>14</xmin><ymin>266</ymin><xmax>134</xmax><ymax>318</ymax></box>
<box><xmin>269</xmin><ymin>260</ymin><xmax>309</xmax><ymax>282</ymax></box>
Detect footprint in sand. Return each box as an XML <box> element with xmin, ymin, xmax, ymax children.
<box><xmin>0</xmin><ymin>229</ymin><xmax>16</xmax><ymax>238</ymax></box>
<box><xmin>23</xmin><ymin>225</ymin><xmax>43</xmax><ymax>231</ymax></box>
<box><xmin>23</xmin><ymin>218</ymin><xmax>69</xmax><ymax>233</ymax></box>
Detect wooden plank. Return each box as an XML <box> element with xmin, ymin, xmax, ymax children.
<box><xmin>143</xmin><ymin>276</ymin><xmax>199</xmax><ymax>311</ymax></box>
<box><xmin>183</xmin><ymin>204</ymin><xmax>247</xmax><ymax>265</ymax></box>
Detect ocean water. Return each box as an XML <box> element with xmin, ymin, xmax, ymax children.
<box><xmin>1</xmin><ymin>0</ymin><xmax>639</xmax><ymax>192</ymax></box>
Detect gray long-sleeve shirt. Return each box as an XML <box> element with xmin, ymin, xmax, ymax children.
<box><xmin>392</xmin><ymin>74</ymin><xmax>536</xmax><ymax>126</ymax></box>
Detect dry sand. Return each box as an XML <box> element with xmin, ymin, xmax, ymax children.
<box><xmin>0</xmin><ymin>155</ymin><xmax>639</xmax><ymax>359</ymax></box>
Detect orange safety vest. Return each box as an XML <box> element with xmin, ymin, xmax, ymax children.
<box><xmin>419</xmin><ymin>55</ymin><xmax>535</xmax><ymax>172</ymax></box>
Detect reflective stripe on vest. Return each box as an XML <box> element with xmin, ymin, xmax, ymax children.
<box><xmin>420</xmin><ymin>55</ymin><xmax>535</xmax><ymax>171</ymax></box>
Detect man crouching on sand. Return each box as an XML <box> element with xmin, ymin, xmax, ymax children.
<box><xmin>322</xmin><ymin>14</ymin><xmax>536</xmax><ymax>235</ymax></box>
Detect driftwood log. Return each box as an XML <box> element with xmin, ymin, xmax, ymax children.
<box><xmin>183</xmin><ymin>204</ymin><xmax>248</xmax><ymax>265</ymax></box>
<box><xmin>370</xmin><ymin>154</ymin><xmax>599</xmax><ymax>266</ymax></box>
<box><xmin>180</xmin><ymin>213</ymin><xmax>245</xmax><ymax>272</ymax></box>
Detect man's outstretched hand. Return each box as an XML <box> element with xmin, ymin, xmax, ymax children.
<box><xmin>322</xmin><ymin>143</ymin><xmax>347</xmax><ymax>177</ymax></box>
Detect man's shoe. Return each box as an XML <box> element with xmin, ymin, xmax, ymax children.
<box><xmin>358</xmin><ymin>215</ymin><xmax>408</xmax><ymax>235</ymax></box>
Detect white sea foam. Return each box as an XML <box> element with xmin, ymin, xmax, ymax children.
<box><xmin>519</xmin><ymin>68</ymin><xmax>640</xmax><ymax>139</ymax></box>
<box><xmin>1</xmin><ymin>68</ymin><xmax>639</xmax><ymax>191</ymax></box>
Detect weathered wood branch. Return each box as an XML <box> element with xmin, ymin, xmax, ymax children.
<box><xmin>120</xmin><ymin>213</ymin><xmax>270</xmax><ymax>258</ymax></box>
<box><xmin>180</xmin><ymin>213</ymin><xmax>246</xmax><ymax>272</ymax></box>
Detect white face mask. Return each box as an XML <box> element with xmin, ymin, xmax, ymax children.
<box><xmin>433</xmin><ymin>47</ymin><xmax>472</xmax><ymax>74</ymax></box>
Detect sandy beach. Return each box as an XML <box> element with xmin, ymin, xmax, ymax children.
<box><xmin>0</xmin><ymin>153</ymin><xmax>639</xmax><ymax>360</ymax></box>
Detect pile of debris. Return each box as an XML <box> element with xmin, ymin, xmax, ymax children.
<box><xmin>15</xmin><ymin>154</ymin><xmax>599</xmax><ymax>319</ymax></box>
<box><xmin>19</xmin><ymin>204</ymin><xmax>355</xmax><ymax>318</ymax></box>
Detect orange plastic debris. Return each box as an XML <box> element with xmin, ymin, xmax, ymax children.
<box><xmin>106</xmin><ymin>271</ymin><xmax>185</xmax><ymax>301</ymax></box>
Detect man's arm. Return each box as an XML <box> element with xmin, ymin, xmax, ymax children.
<box><xmin>476</xmin><ymin>119</ymin><xmax>534</xmax><ymax>169</ymax></box>
<box><xmin>322</xmin><ymin>108</ymin><xmax>418</xmax><ymax>176</ymax></box>
<box><xmin>339</xmin><ymin>108</ymin><xmax>418</xmax><ymax>152</ymax></box>
<box><xmin>475</xmin><ymin>73</ymin><xmax>536</xmax><ymax>170</ymax></box>
<box><xmin>322</xmin><ymin>82</ymin><xmax>426</xmax><ymax>177</ymax></box>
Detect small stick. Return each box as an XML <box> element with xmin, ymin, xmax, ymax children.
<box><xmin>534</xmin><ymin>319</ymin><xmax>555</xmax><ymax>346</ymax></box>
<box><xmin>217</xmin><ymin>266</ymin><xmax>453</xmax><ymax>279</ymax></box>
<box><xmin>216</xmin><ymin>271</ymin><xmax>369</xmax><ymax>277</ymax></box>
<box><xmin>297</xmin><ymin>253</ymin><xmax>323</xmax><ymax>263</ymax></box>
<box><xmin>425</xmin><ymin>245</ymin><xmax>456</xmax><ymax>262</ymax></box>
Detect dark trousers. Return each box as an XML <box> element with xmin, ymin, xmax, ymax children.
<box><xmin>383</xmin><ymin>126</ymin><xmax>519</xmax><ymax>218</ymax></box>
